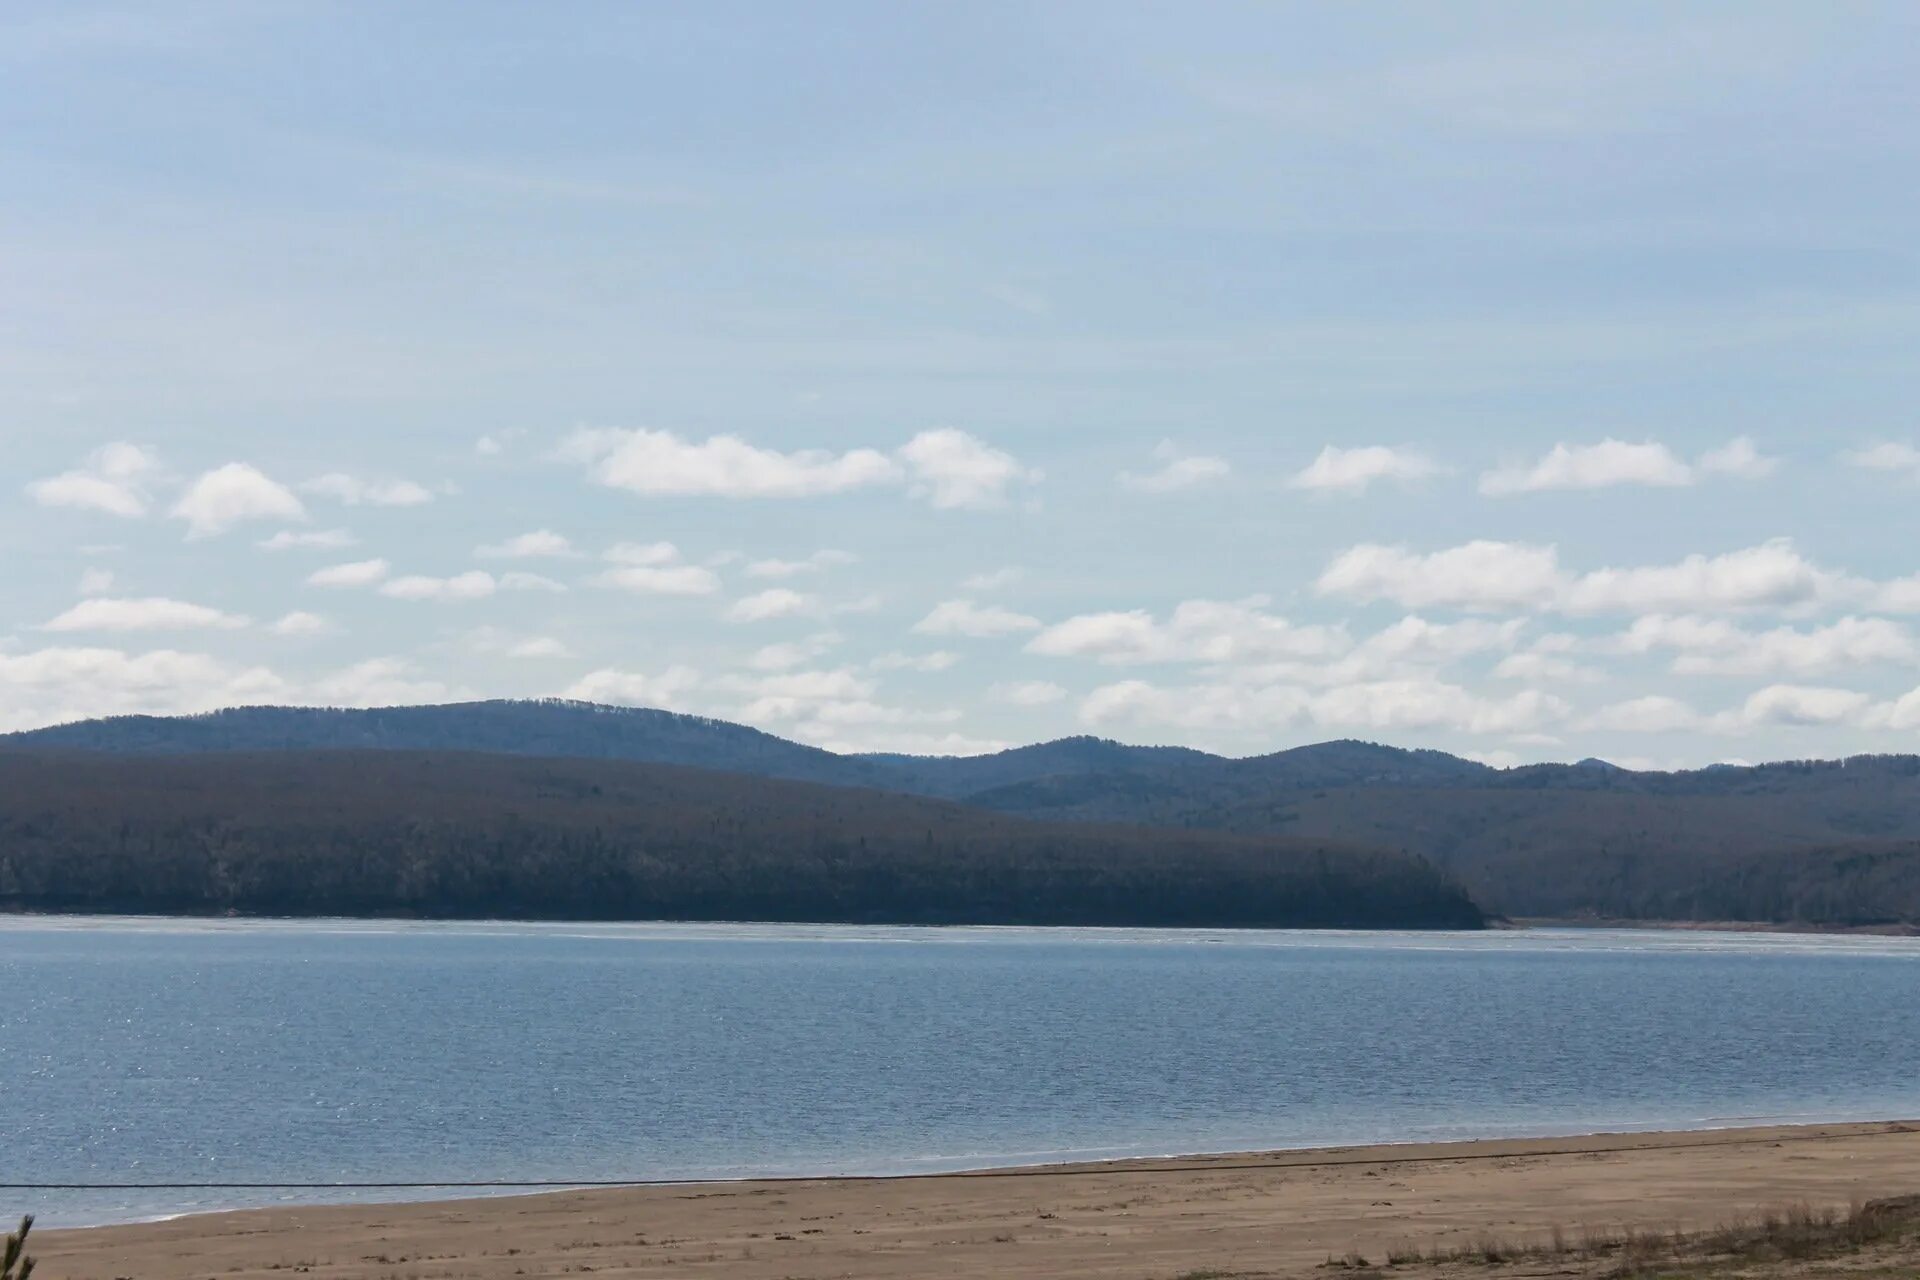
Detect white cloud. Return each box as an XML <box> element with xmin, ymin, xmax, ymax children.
<box><xmin>749</xmin><ymin>632</ymin><xmax>843</xmax><ymax>671</ymax></box>
<box><xmin>1611</xmin><ymin>614</ymin><xmax>1916</xmax><ymax>676</ymax></box>
<box><xmin>590</xmin><ymin>541</ymin><xmax>719</xmax><ymax>594</ymax></box>
<box><xmin>1318</xmin><ymin>539</ymin><xmax>1858</xmax><ymax>616</ymax></box>
<box><xmin>991</xmin><ymin>679</ymin><xmax>1068</xmax><ymax>706</ymax></box>
<box><xmin>1480</xmin><ymin>439</ymin><xmax>1693</xmax><ymax>495</ymax></box>
<box><xmin>1493</xmin><ymin>651</ymin><xmax>1606</xmax><ymax>683</ymax></box>
<box><xmin>171</xmin><ymin>463</ymin><xmax>306</xmax><ymax>538</ymax></box>
<box><xmin>563</xmin><ymin>427</ymin><xmax>901</xmax><ymax>498</ymax></box>
<box><xmin>1843</xmin><ymin>441</ymin><xmax>1920</xmax><ymax>480</ymax></box>
<box><xmin>1288</xmin><ymin>444</ymin><xmax>1441</xmax><ymax>494</ymax></box>
<box><xmin>725</xmin><ymin>588</ymin><xmax>812</xmax><ymax>623</ymax></box>
<box><xmin>503</xmin><ymin>572</ymin><xmax>567</xmax><ymax>593</ymax></box>
<box><xmin>603</xmin><ymin>540</ymin><xmax>685</xmax><ymax>566</ymax></box>
<box><xmin>562</xmin><ymin>664</ymin><xmax>704</xmax><ymax>709</ymax></box>
<box><xmin>506</xmin><ymin>636</ymin><xmax>571</xmax><ymax>659</ymax></box>
<box><xmin>1877</xmin><ymin>687</ymin><xmax>1920</xmax><ymax>732</ymax></box>
<box><xmin>1078</xmin><ymin>675</ymin><xmax>1563</xmax><ymax>737</ymax></box>
<box><xmin>746</xmin><ymin>550</ymin><xmax>856</xmax><ymax>578</ymax></box>
<box><xmin>594</xmin><ymin>564</ymin><xmax>722</xmax><ymax>596</ymax></box>
<box><xmin>1027</xmin><ymin>598</ymin><xmax>1346</xmax><ymax>666</ymax></box>
<box><xmin>42</xmin><ymin>597</ymin><xmax>249</xmax><ymax>632</ymax></box>
<box><xmin>26</xmin><ymin>443</ymin><xmax>161</xmax><ymax>518</ymax></box>
<box><xmin>898</xmin><ymin>428</ymin><xmax>1040</xmax><ymax>508</ymax></box>
<box><xmin>1317</xmin><ymin>540</ymin><xmax>1565</xmax><ymax>611</ymax></box>
<box><xmin>914</xmin><ymin>599</ymin><xmax>1042</xmax><ymax>637</ymax></box>
<box><xmin>372</xmin><ymin>569</ymin><xmax>557</xmax><ymax>601</ymax></box>
<box><xmin>870</xmin><ymin>650</ymin><xmax>960</xmax><ymax>672</ymax></box>
<box><xmin>307</xmin><ymin>558</ymin><xmax>391</xmax><ymax>588</ymax></box>
<box><xmin>259</xmin><ymin>528</ymin><xmax>355</xmax><ymax>551</ymax></box>
<box><xmin>1698</xmin><ymin>436</ymin><xmax>1778</xmax><ymax>479</ymax></box>
<box><xmin>269</xmin><ymin>611</ymin><xmax>331</xmax><ymax>636</ymax></box>
<box><xmin>1731</xmin><ymin>683</ymin><xmax>1873</xmax><ymax>728</ymax></box>
<box><xmin>77</xmin><ymin>568</ymin><xmax>115</xmax><ymax>596</ymax></box>
<box><xmin>799</xmin><ymin>728</ymin><xmax>1011</xmax><ymax>757</ymax></box>
<box><xmin>306</xmin><ymin>657</ymin><xmax>460</xmax><ymax>707</ymax></box>
<box><xmin>1562</xmin><ymin>540</ymin><xmax>1848</xmax><ymax>615</ymax></box>
<box><xmin>301</xmin><ymin>473</ymin><xmax>436</xmax><ymax>507</ymax></box>
<box><xmin>477</xmin><ymin>530</ymin><xmax>577</xmax><ymax>559</ymax></box>
<box><xmin>379</xmin><ymin>571</ymin><xmax>498</xmax><ymax>602</ymax></box>
<box><xmin>1583</xmin><ymin>695</ymin><xmax>1703</xmax><ymax>733</ymax></box>
<box><xmin>0</xmin><ymin>646</ymin><xmax>285</xmax><ymax>732</ymax></box>
<box><xmin>961</xmin><ymin>566</ymin><xmax>1024</xmax><ymax>592</ymax></box>
<box><xmin>564</xmin><ymin>426</ymin><xmax>1034</xmax><ymax>509</ymax></box>
<box><xmin>1307</xmin><ymin>680</ymin><xmax>1566</xmax><ymax>735</ymax></box>
<box><xmin>1118</xmin><ymin>441</ymin><xmax>1231</xmax><ymax>493</ymax></box>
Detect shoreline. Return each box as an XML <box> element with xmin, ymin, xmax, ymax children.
<box><xmin>36</xmin><ymin>1119</ymin><xmax>1920</xmax><ymax>1279</ymax></box>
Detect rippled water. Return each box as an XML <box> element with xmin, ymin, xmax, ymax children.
<box><xmin>4</xmin><ymin>916</ymin><xmax>1919</xmax><ymax>1227</ymax></box>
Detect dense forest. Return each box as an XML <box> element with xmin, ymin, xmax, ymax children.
<box><xmin>0</xmin><ymin>750</ymin><xmax>1485</xmax><ymax>929</ymax></box>
<box><xmin>10</xmin><ymin>701</ymin><xmax>1920</xmax><ymax>926</ymax></box>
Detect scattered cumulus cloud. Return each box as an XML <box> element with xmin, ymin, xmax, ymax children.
<box><xmin>749</xmin><ymin>633</ymin><xmax>843</xmax><ymax>671</ymax></box>
<box><xmin>1317</xmin><ymin>538</ymin><xmax>1858</xmax><ymax>616</ymax></box>
<box><xmin>1480</xmin><ymin>437</ymin><xmax>1777</xmax><ymax>495</ymax></box>
<box><xmin>259</xmin><ymin>528</ymin><xmax>355</xmax><ymax>552</ymax></box>
<box><xmin>1609</xmin><ymin>614</ymin><xmax>1916</xmax><ymax>676</ymax></box>
<box><xmin>562</xmin><ymin>664</ymin><xmax>703</xmax><ymax>710</ymax></box>
<box><xmin>171</xmin><ymin>463</ymin><xmax>306</xmax><ymax>538</ymax></box>
<box><xmin>26</xmin><ymin>443</ymin><xmax>161</xmax><ymax>518</ymax></box>
<box><xmin>301</xmin><ymin>473</ymin><xmax>436</xmax><ymax>507</ymax></box>
<box><xmin>913</xmin><ymin>599</ymin><xmax>1042</xmax><ymax>637</ymax></box>
<box><xmin>1843</xmin><ymin>441</ymin><xmax>1920</xmax><ymax>480</ymax></box>
<box><xmin>1480</xmin><ymin>439</ymin><xmax>1693</xmax><ymax>495</ymax></box>
<box><xmin>270</xmin><ymin>611</ymin><xmax>331</xmax><ymax>637</ymax></box>
<box><xmin>564</xmin><ymin>426</ymin><xmax>1036</xmax><ymax>509</ymax></box>
<box><xmin>604</xmin><ymin>541</ymin><xmax>683</xmax><ymax>566</ymax></box>
<box><xmin>477</xmin><ymin>529</ymin><xmax>577</xmax><ymax>559</ymax></box>
<box><xmin>1118</xmin><ymin>441</ymin><xmax>1231</xmax><ymax>493</ymax></box>
<box><xmin>76</xmin><ymin>568</ymin><xmax>115</xmax><ymax>596</ymax></box>
<box><xmin>898</xmin><ymin>428</ymin><xmax>1040</xmax><ymax>508</ymax></box>
<box><xmin>307</xmin><ymin>558</ymin><xmax>391</xmax><ymax>588</ymax></box>
<box><xmin>1288</xmin><ymin>444</ymin><xmax>1441</xmax><ymax>493</ymax></box>
<box><xmin>1027</xmin><ymin>598</ymin><xmax>1346</xmax><ymax>666</ymax></box>
<box><xmin>596</xmin><ymin>565</ymin><xmax>722</xmax><ymax>595</ymax></box>
<box><xmin>870</xmin><ymin>650</ymin><xmax>960</xmax><ymax>672</ymax></box>
<box><xmin>506</xmin><ymin>636</ymin><xmax>571</xmax><ymax>658</ymax></box>
<box><xmin>0</xmin><ymin>646</ymin><xmax>284</xmax><ymax>732</ymax></box>
<box><xmin>991</xmin><ymin>679</ymin><xmax>1068</xmax><ymax>706</ymax></box>
<box><xmin>563</xmin><ymin>427</ymin><xmax>901</xmax><ymax>499</ymax></box>
<box><xmin>42</xmin><ymin>597</ymin><xmax>249</xmax><ymax>632</ymax></box>
<box><xmin>961</xmin><ymin>566</ymin><xmax>1024</xmax><ymax>592</ymax></box>
<box><xmin>379</xmin><ymin>570</ymin><xmax>498</xmax><ymax>602</ymax></box>
<box><xmin>591</xmin><ymin>542</ymin><xmax>721</xmax><ymax>595</ymax></box>
<box><xmin>746</xmin><ymin>550</ymin><xmax>856</xmax><ymax>578</ymax></box>
<box><xmin>1698</xmin><ymin>436</ymin><xmax>1779</xmax><ymax>479</ymax></box>
<box><xmin>376</xmin><ymin>570</ymin><xmax>562</xmax><ymax>602</ymax></box>
<box><xmin>725</xmin><ymin>588</ymin><xmax>813</xmax><ymax>623</ymax></box>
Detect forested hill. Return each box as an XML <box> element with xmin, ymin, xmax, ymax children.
<box><xmin>0</xmin><ymin>751</ymin><xmax>1485</xmax><ymax>929</ymax></box>
<box><xmin>12</xmin><ymin>700</ymin><xmax>1920</xmax><ymax>925</ymax></box>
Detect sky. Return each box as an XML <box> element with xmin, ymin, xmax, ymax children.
<box><xmin>5</xmin><ymin>1</ymin><xmax>1920</xmax><ymax>767</ymax></box>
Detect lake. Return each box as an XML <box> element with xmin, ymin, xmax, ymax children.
<box><xmin>4</xmin><ymin>916</ymin><xmax>1919</xmax><ymax>1227</ymax></box>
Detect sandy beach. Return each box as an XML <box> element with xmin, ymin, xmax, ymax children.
<box><xmin>30</xmin><ymin>1120</ymin><xmax>1920</xmax><ymax>1279</ymax></box>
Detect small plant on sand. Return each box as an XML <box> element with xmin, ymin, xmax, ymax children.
<box><xmin>2</xmin><ymin>1216</ymin><xmax>34</xmax><ymax>1280</ymax></box>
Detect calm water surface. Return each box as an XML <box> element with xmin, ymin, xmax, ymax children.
<box><xmin>4</xmin><ymin>917</ymin><xmax>1919</xmax><ymax>1226</ymax></box>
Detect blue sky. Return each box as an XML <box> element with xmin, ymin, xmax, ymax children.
<box><xmin>6</xmin><ymin>1</ymin><xmax>1920</xmax><ymax>765</ymax></box>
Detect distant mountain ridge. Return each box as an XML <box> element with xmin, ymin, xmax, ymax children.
<box><xmin>10</xmin><ymin>699</ymin><xmax>1920</xmax><ymax>926</ymax></box>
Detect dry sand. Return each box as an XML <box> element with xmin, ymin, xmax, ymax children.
<box><xmin>33</xmin><ymin>1120</ymin><xmax>1920</xmax><ymax>1279</ymax></box>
